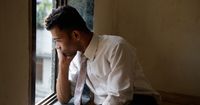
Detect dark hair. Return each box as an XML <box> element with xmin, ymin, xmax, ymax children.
<box><xmin>44</xmin><ymin>6</ymin><xmax>90</xmax><ymax>32</ymax></box>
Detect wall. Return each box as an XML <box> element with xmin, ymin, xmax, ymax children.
<box><xmin>0</xmin><ymin>0</ymin><xmax>29</xmax><ymax>105</ymax></box>
<box><xmin>94</xmin><ymin>0</ymin><xmax>200</xmax><ymax>96</ymax></box>
<box><xmin>94</xmin><ymin>0</ymin><xmax>118</xmax><ymax>35</ymax></box>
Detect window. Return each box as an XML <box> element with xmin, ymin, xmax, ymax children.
<box><xmin>31</xmin><ymin>0</ymin><xmax>94</xmax><ymax>104</ymax></box>
<box><xmin>35</xmin><ymin>0</ymin><xmax>55</xmax><ymax>104</ymax></box>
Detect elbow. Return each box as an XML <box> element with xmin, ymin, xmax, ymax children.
<box><xmin>57</xmin><ymin>94</ymin><xmax>72</xmax><ymax>104</ymax></box>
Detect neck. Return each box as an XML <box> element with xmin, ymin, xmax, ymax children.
<box><xmin>80</xmin><ymin>32</ymin><xmax>93</xmax><ymax>53</ymax></box>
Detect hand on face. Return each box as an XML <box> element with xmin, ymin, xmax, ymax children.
<box><xmin>56</xmin><ymin>48</ymin><xmax>76</xmax><ymax>66</ymax></box>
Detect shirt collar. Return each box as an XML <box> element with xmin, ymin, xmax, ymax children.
<box><xmin>84</xmin><ymin>35</ymin><xmax>99</xmax><ymax>61</ymax></box>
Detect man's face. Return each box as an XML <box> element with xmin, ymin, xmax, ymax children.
<box><xmin>50</xmin><ymin>26</ymin><xmax>80</xmax><ymax>57</ymax></box>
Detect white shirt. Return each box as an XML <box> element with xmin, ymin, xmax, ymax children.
<box><xmin>69</xmin><ymin>35</ymin><xmax>159</xmax><ymax>105</ymax></box>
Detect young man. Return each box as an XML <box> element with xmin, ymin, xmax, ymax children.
<box><xmin>45</xmin><ymin>6</ymin><xmax>159</xmax><ymax>105</ymax></box>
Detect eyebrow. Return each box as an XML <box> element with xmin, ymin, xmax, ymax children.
<box><xmin>53</xmin><ymin>37</ymin><xmax>61</xmax><ymax>41</ymax></box>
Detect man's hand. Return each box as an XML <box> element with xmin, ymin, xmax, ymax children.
<box><xmin>56</xmin><ymin>48</ymin><xmax>75</xmax><ymax>103</ymax></box>
<box><xmin>56</xmin><ymin>48</ymin><xmax>75</xmax><ymax>67</ymax></box>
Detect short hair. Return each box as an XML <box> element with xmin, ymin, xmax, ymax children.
<box><xmin>44</xmin><ymin>6</ymin><xmax>90</xmax><ymax>32</ymax></box>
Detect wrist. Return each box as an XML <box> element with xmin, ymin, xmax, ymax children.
<box><xmin>58</xmin><ymin>62</ymin><xmax>69</xmax><ymax>72</ymax></box>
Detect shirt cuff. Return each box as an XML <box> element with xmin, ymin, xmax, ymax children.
<box><xmin>102</xmin><ymin>95</ymin><xmax>124</xmax><ymax>105</ymax></box>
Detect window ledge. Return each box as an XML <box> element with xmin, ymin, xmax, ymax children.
<box><xmin>36</xmin><ymin>93</ymin><xmax>57</xmax><ymax>105</ymax></box>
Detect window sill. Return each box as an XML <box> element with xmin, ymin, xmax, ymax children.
<box><xmin>36</xmin><ymin>93</ymin><xmax>57</xmax><ymax>105</ymax></box>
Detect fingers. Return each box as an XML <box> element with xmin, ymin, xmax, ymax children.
<box><xmin>56</xmin><ymin>48</ymin><xmax>74</xmax><ymax>64</ymax></box>
<box><xmin>56</xmin><ymin>48</ymin><xmax>63</xmax><ymax>60</ymax></box>
<box><xmin>66</xmin><ymin>56</ymin><xmax>74</xmax><ymax>61</ymax></box>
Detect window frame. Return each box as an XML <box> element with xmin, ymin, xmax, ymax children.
<box><xmin>30</xmin><ymin>0</ymin><xmax>66</xmax><ymax>105</ymax></box>
<box><xmin>29</xmin><ymin>0</ymin><xmax>36</xmax><ymax>104</ymax></box>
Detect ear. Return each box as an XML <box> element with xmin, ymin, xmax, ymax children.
<box><xmin>72</xmin><ymin>30</ymin><xmax>81</xmax><ymax>41</ymax></box>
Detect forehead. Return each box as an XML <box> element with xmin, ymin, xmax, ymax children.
<box><xmin>50</xmin><ymin>26</ymin><xmax>66</xmax><ymax>37</ymax></box>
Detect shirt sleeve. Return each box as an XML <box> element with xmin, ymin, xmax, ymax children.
<box><xmin>102</xmin><ymin>41</ymin><xmax>136</xmax><ymax>105</ymax></box>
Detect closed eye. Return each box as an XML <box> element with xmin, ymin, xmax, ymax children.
<box><xmin>53</xmin><ymin>38</ymin><xmax>62</xmax><ymax>42</ymax></box>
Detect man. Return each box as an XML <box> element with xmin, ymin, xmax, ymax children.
<box><xmin>45</xmin><ymin>6</ymin><xmax>159</xmax><ymax>105</ymax></box>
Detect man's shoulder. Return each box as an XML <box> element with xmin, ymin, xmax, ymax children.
<box><xmin>98</xmin><ymin>35</ymin><xmax>136</xmax><ymax>52</ymax></box>
<box><xmin>98</xmin><ymin>35</ymin><xmax>126</xmax><ymax>45</ymax></box>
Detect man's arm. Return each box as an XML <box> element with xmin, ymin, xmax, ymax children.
<box><xmin>103</xmin><ymin>42</ymin><xmax>136</xmax><ymax>105</ymax></box>
<box><xmin>56</xmin><ymin>49</ymin><xmax>74</xmax><ymax>104</ymax></box>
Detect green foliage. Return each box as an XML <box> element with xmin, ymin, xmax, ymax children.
<box><xmin>36</xmin><ymin>0</ymin><xmax>52</xmax><ymax>29</ymax></box>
